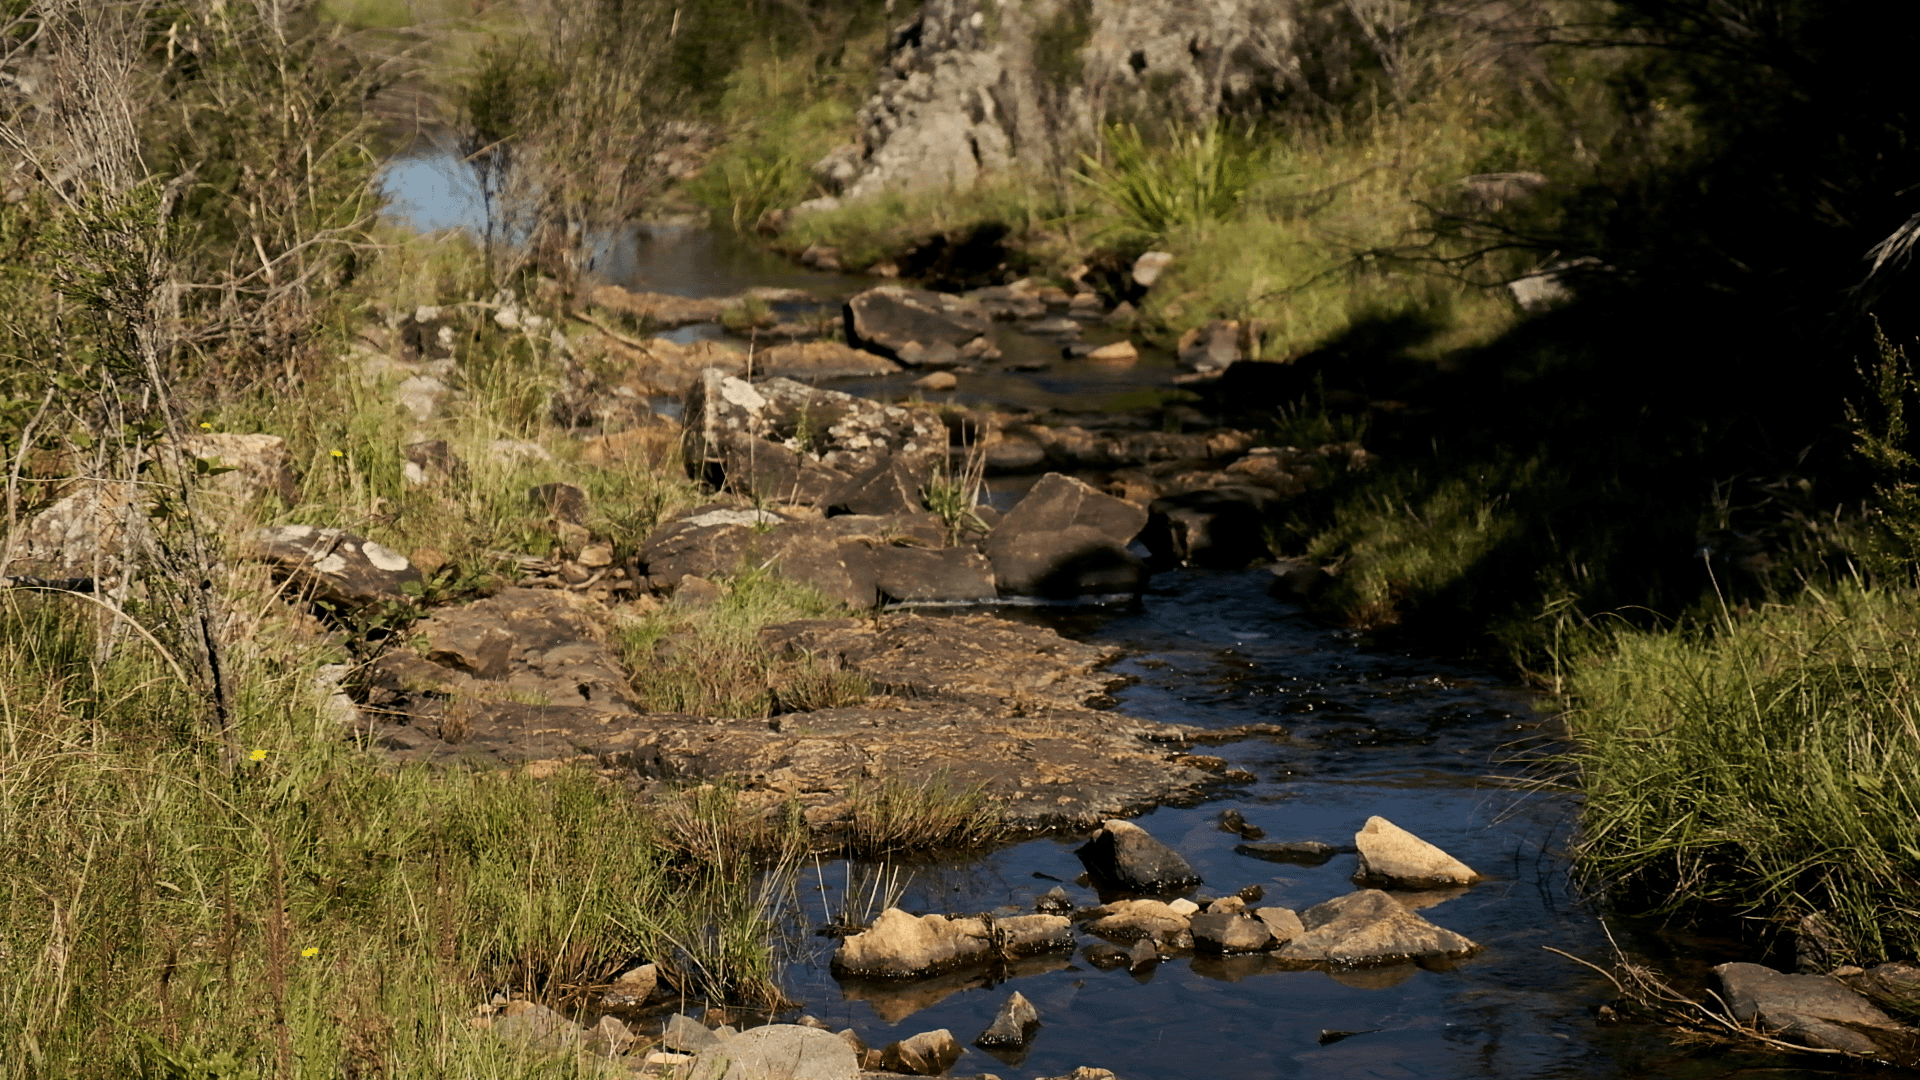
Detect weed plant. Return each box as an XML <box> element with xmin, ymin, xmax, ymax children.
<box><xmin>839</xmin><ymin>776</ymin><xmax>1002</xmax><ymax>859</ymax></box>
<box><xmin>0</xmin><ymin>592</ymin><xmax>786</xmax><ymax>1080</ymax></box>
<box><xmin>613</xmin><ymin>568</ymin><xmax>869</xmax><ymax>719</ymax></box>
<box><xmin>1564</xmin><ymin>585</ymin><xmax>1920</xmax><ymax>963</ymax></box>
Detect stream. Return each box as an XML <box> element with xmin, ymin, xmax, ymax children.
<box><xmin>380</xmin><ymin>149</ymin><xmax>1900</xmax><ymax>1080</ymax></box>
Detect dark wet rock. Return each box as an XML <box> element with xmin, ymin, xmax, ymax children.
<box><xmin>1276</xmin><ymin>890</ymin><xmax>1479</xmax><ymax>967</ymax></box>
<box><xmin>1352</xmin><ymin>816</ymin><xmax>1480</xmax><ymax>889</ymax></box>
<box><xmin>1083</xmin><ymin>899</ymin><xmax>1190</xmax><ymax>943</ymax></box>
<box><xmin>987</xmin><ymin>473</ymin><xmax>1149</xmax><ymax>598</ymax></box>
<box><xmin>825</xmin><ymin>457</ymin><xmax>931</xmax><ymax>517</ymax></box>
<box><xmin>250</xmin><ymin>525</ymin><xmax>421</xmax><ymax>609</ymax></box>
<box><xmin>1076</xmin><ymin>819</ymin><xmax>1201</xmax><ymax>893</ymax></box>
<box><xmin>1190</xmin><ymin>912</ymin><xmax>1273</xmax><ymax>954</ymax></box>
<box><xmin>831</xmin><ymin>908</ymin><xmax>1072</xmax><ymax>978</ymax></box>
<box><xmin>881</xmin><ymin>1028</ymin><xmax>963</xmax><ymax>1076</ymax></box>
<box><xmin>978</xmin><ymin>422</ymin><xmax>1253</xmax><ymax>475</ymax></box>
<box><xmin>1236</xmin><ymin>884</ymin><xmax>1266</xmax><ymax>904</ymax></box>
<box><xmin>637</xmin><ymin>505</ymin><xmax>788</xmax><ymax>585</ymax></box>
<box><xmin>844</xmin><ymin>286</ymin><xmax>993</xmax><ymax>363</ymax></box>
<box><xmin>870</xmin><ymin>546</ymin><xmax>997</xmax><ymax>604</ymax></box>
<box><xmin>1236</xmin><ymin>840</ymin><xmax>1342</xmax><ymax>865</ymax></box>
<box><xmin>757</xmin><ymin>340</ymin><xmax>902</xmax><ymax>380</ymax></box>
<box><xmin>1083</xmin><ymin>943</ymin><xmax>1131</xmax><ymax>970</ymax></box>
<box><xmin>489</xmin><ymin>1001</ymin><xmax>578</xmax><ymax>1050</ymax></box>
<box><xmin>1268</xmin><ymin>560</ymin><xmax>1335</xmax><ymax>602</ymax></box>
<box><xmin>1254</xmin><ymin>906</ymin><xmax>1305</xmax><ymax>944</ymax></box>
<box><xmin>1141</xmin><ymin>486</ymin><xmax>1284</xmax><ymax>569</ymax></box>
<box><xmin>696</xmin><ymin>1024</ymin><xmax>859</xmax><ymax>1080</ymax></box>
<box><xmin>975</xmin><ymin>991</ymin><xmax>1040</xmax><ymax>1049</ymax></box>
<box><xmin>1217</xmin><ymin>809</ymin><xmax>1264</xmax><ymax>839</ymax></box>
<box><xmin>684</xmin><ymin>370</ymin><xmax>945</xmax><ymax>505</ymax></box>
<box><xmin>1715</xmin><ymin>962</ymin><xmax>1911</xmax><ymax>1057</ymax></box>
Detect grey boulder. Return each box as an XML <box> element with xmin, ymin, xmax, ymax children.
<box><xmin>1715</xmin><ymin>962</ymin><xmax>1910</xmax><ymax>1057</ymax></box>
<box><xmin>1275</xmin><ymin>890</ymin><xmax>1479</xmax><ymax>966</ymax></box>
<box><xmin>844</xmin><ymin>286</ymin><xmax>993</xmax><ymax>363</ymax></box>
<box><xmin>1076</xmin><ymin>819</ymin><xmax>1200</xmax><ymax>893</ymax></box>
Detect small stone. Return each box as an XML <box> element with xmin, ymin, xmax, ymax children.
<box><xmin>975</xmin><ymin>990</ymin><xmax>1040</xmax><ymax>1048</ymax></box>
<box><xmin>662</xmin><ymin>1013</ymin><xmax>724</xmax><ymax>1053</ymax></box>
<box><xmin>1086</xmin><ymin>341</ymin><xmax>1138</xmax><ymax>364</ymax></box>
<box><xmin>1236</xmin><ymin>840</ymin><xmax>1339</xmax><ymax>865</ymax></box>
<box><xmin>578</xmin><ymin>543</ymin><xmax>614</xmax><ymax>569</ymax></box>
<box><xmin>1253</xmin><ymin>906</ymin><xmax>1305</xmax><ymax>944</ymax></box>
<box><xmin>1236</xmin><ymin>884</ymin><xmax>1266</xmax><ymax>904</ymax></box>
<box><xmin>1352</xmin><ymin>816</ymin><xmax>1480</xmax><ymax>888</ymax></box>
<box><xmin>1083</xmin><ymin>942</ymin><xmax>1131</xmax><ymax>969</ymax></box>
<box><xmin>1084</xmin><ymin>899</ymin><xmax>1190</xmax><ymax>943</ymax></box>
<box><xmin>1167</xmin><ymin>898</ymin><xmax>1200</xmax><ymax>917</ymax></box>
<box><xmin>882</xmin><ymin>1028</ymin><xmax>963</xmax><ymax>1075</ymax></box>
<box><xmin>1276</xmin><ymin>890</ymin><xmax>1479</xmax><ymax>965</ymax></box>
<box><xmin>1035</xmin><ymin>886</ymin><xmax>1073</xmax><ymax>915</ymax></box>
<box><xmin>1190</xmin><ymin>911</ymin><xmax>1273</xmax><ymax>953</ymax></box>
<box><xmin>914</xmin><ymin>371</ymin><xmax>959</xmax><ymax>391</ymax></box>
<box><xmin>694</xmin><ymin>1024</ymin><xmax>858</xmax><ymax>1080</ymax></box>
<box><xmin>604</xmin><ymin>961</ymin><xmax>657</xmax><ymax>1005</ymax></box>
<box><xmin>583</xmin><ymin>1015</ymin><xmax>633</xmax><ymax>1057</ymax></box>
<box><xmin>490</xmin><ymin>1001</ymin><xmax>579</xmax><ymax>1050</ymax></box>
<box><xmin>795</xmin><ymin>1015</ymin><xmax>831</xmax><ymax>1031</ymax></box>
<box><xmin>1207</xmin><ymin>896</ymin><xmax>1246</xmax><ymax>914</ymax></box>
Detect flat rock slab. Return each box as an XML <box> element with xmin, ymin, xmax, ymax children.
<box><xmin>352</xmin><ymin>609</ymin><xmax>1215</xmax><ymax>829</ymax></box>
<box><xmin>251</xmin><ymin>525</ymin><xmax>420</xmax><ymax>609</ymax></box>
<box><xmin>1716</xmin><ymin>962</ymin><xmax>1912</xmax><ymax>1057</ymax></box>
<box><xmin>694</xmin><ymin>1024</ymin><xmax>860</xmax><ymax>1080</ymax></box>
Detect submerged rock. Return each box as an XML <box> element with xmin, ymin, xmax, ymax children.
<box><xmin>1275</xmin><ymin>890</ymin><xmax>1479</xmax><ymax>966</ymax></box>
<box><xmin>1352</xmin><ymin>816</ymin><xmax>1480</xmax><ymax>889</ymax></box>
<box><xmin>844</xmin><ymin>286</ymin><xmax>993</xmax><ymax>362</ymax></box>
<box><xmin>830</xmin><ymin>908</ymin><xmax>1072</xmax><ymax>978</ymax></box>
<box><xmin>1076</xmin><ymin>819</ymin><xmax>1201</xmax><ymax>893</ymax></box>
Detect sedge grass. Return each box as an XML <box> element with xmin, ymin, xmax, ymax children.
<box><xmin>1564</xmin><ymin>584</ymin><xmax>1920</xmax><ymax>963</ymax></box>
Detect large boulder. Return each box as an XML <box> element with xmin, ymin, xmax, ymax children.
<box><xmin>844</xmin><ymin>286</ymin><xmax>993</xmax><ymax>363</ymax></box>
<box><xmin>1715</xmin><ymin>962</ymin><xmax>1912</xmax><ymax>1057</ymax></box>
<box><xmin>1352</xmin><ymin>816</ymin><xmax>1480</xmax><ymax>889</ymax></box>
<box><xmin>1075</xmin><ymin>819</ymin><xmax>1200</xmax><ymax>893</ymax></box>
<box><xmin>869</xmin><ymin>546</ymin><xmax>997</xmax><ymax>604</ymax></box>
<box><xmin>1275</xmin><ymin>890</ymin><xmax>1479</xmax><ymax>966</ymax></box>
<box><xmin>988</xmin><ymin>473</ymin><xmax>1149</xmax><ymax>598</ymax></box>
<box><xmin>637</xmin><ymin>506</ymin><xmax>878</xmax><ymax>609</ymax></box>
<box><xmin>639</xmin><ymin>505</ymin><xmax>788</xmax><ymax>584</ymax></box>
<box><xmin>830</xmin><ymin>907</ymin><xmax>1072</xmax><ymax>978</ymax></box>
<box><xmin>683</xmin><ymin>370</ymin><xmax>945</xmax><ymax>505</ymax></box>
<box><xmin>250</xmin><ymin>525</ymin><xmax>420</xmax><ymax>609</ymax></box>
<box><xmin>694</xmin><ymin>1024</ymin><xmax>860</xmax><ymax>1080</ymax></box>
<box><xmin>1140</xmin><ymin>486</ymin><xmax>1284</xmax><ymax>569</ymax></box>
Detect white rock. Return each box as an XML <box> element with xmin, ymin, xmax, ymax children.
<box><xmin>1353</xmin><ymin>816</ymin><xmax>1480</xmax><ymax>888</ymax></box>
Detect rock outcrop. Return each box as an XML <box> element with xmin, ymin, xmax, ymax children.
<box><xmin>1715</xmin><ymin>962</ymin><xmax>1914</xmax><ymax>1057</ymax></box>
<box><xmin>831</xmin><ymin>908</ymin><xmax>1073</xmax><ymax>977</ymax></box>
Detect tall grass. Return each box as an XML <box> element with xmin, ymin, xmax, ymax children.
<box><xmin>1073</xmin><ymin>122</ymin><xmax>1257</xmax><ymax>245</ymax></box>
<box><xmin>1564</xmin><ymin>585</ymin><xmax>1920</xmax><ymax>963</ymax></box>
<box><xmin>0</xmin><ymin>591</ymin><xmax>789</xmax><ymax>1080</ymax></box>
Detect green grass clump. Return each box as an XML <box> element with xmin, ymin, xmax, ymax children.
<box><xmin>615</xmin><ymin>567</ymin><xmax>869</xmax><ymax>718</ymax></box>
<box><xmin>0</xmin><ymin>592</ymin><xmax>788</xmax><ymax>1080</ymax></box>
<box><xmin>1074</xmin><ymin>122</ymin><xmax>1257</xmax><ymax>245</ymax></box>
<box><xmin>1564</xmin><ymin>585</ymin><xmax>1920</xmax><ymax>963</ymax></box>
<box><xmin>839</xmin><ymin>776</ymin><xmax>1002</xmax><ymax>858</ymax></box>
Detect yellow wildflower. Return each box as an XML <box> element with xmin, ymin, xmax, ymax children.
<box><xmin>329</xmin><ymin>449</ymin><xmax>345</xmax><ymax>459</ymax></box>
<box><xmin>199</xmin><ymin>422</ymin><xmax>213</xmax><ymax>430</ymax></box>
<box><xmin>301</xmin><ymin>947</ymin><xmax>320</xmax><ymax>959</ymax></box>
<box><xmin>249</xmin><ymin>748</ymin><xmax>267</xmax><ymax>762</ymax></box>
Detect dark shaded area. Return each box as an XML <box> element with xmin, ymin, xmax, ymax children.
<box><xmin>1225</xmin><ymin>0</ymin><xmax>1920</xmax><ymax>659</ymax></box>
<box><xmin>892</xmin><ymin>222</ymin><xmax>1037</xmax><ymax>292</ymax></box>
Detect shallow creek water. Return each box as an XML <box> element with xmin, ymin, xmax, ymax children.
<box><xmin>379</xmin><ymin>150</ymin><xmax>1896</xmax><ymax>1079</ymax></box>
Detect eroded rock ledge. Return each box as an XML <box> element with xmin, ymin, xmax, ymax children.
<box><xmin>353</xmin><ymin>606</ymin><xmax>1223</xmax><ymax>831</ymax></box>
